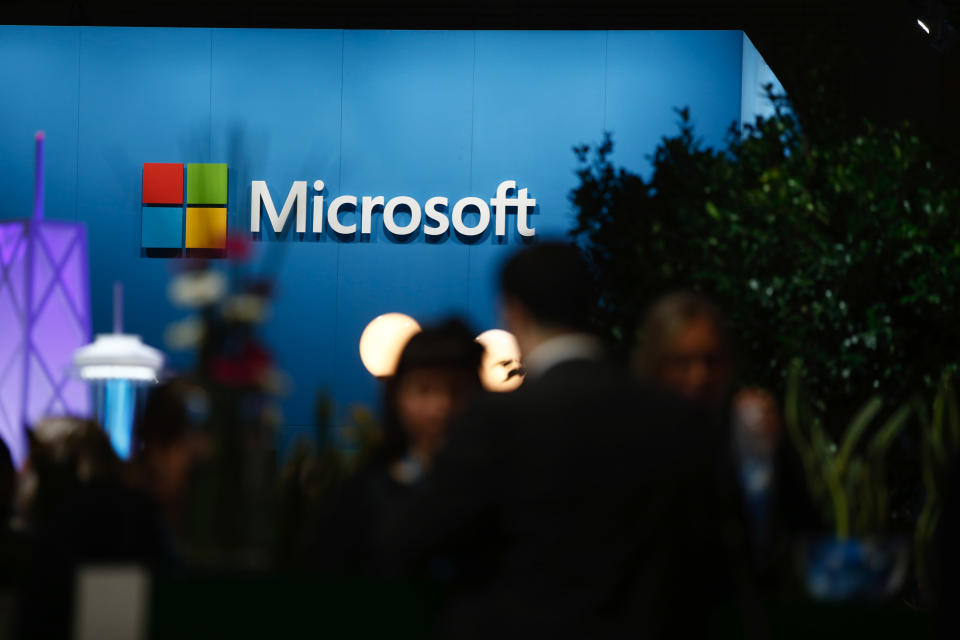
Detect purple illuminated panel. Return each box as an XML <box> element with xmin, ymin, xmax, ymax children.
<box><xmin>0</xmin><ymin>219</ymin><xmax>91</xmax><ymax>466</ymax></box>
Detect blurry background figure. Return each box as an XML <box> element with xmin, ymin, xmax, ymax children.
<box><xmin>380</xmin><ymin>244</ymin><xmax>738</xmax><ymax>639</ymax></box>
<box><xmin>128</xmin><ymin>379</ymin><xmax>211</xmax><ymax>540</ymax></box>
<box><xmin>17</xmin><ymin>417</ymin><xmax>173</xmax><ymax>639</ymax></box>
<box><xmin>317</xmin><ymin>319</ymin><xmax>483</xmax><ymax>576</ymax></box>
<box><xmin>633</xmin><ymin>292</ymin><xmax>734</xmax><ymax>411</ymax></box>
<box><xmin>732</xmin><ymin>388</ymin><xmax>783</xmax><ymax>571</ymax></box>
<box><xmin>634</xmin><ymin>291</ymin><xmax>817</xmax><ymax>586</ymax></box>
<box><xmin>0</xmin><ymin>441</ymin><xmax>13</xmax><ymax>527</ymax></box>
<box><xmin>0</xmin><ymin>439</ymin><xmax>20</xmax><ymax>638</ymax></box>
<box><xmin>384</xmin><ymin>320</ymin><xmax>484</xmax><ymax>482</ymax></box>
<box><xmin>21</xmin><ymin>418</ymin><xmax>123</xmax><ymax>528</ymax></box>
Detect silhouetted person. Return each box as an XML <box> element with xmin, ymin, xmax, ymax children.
<box><xmin>379</xmin><ymin>243</ymin><xmax>735</xmax><ymax>639</ymax></box>
<box><xmin>634</xmin><ymin>291</ymin><xmax>820</xmax><ymax>591</ymax></box>
<box><xmin>0</xmin><ymin>440</ymin><xmax>13</xmax><ymax>525</ymax></box>
<box><xmin>17</xmin><ymin>417</ymin><xmax>172</xmax><ymax>640</ymax></box>
<box><xmin>129</xmin><ymin>378</ymin><xmax>211</xmax><ymax>542</ymax></box>
<box><xmin>0</xmin><ymin>438</ymin><xmax>23</xmax><ymax>591</ymax></box>
<box><xmin>319</xmin><ymin>320</ymin><xmax>484</xmax><ymax>576</ymax></box>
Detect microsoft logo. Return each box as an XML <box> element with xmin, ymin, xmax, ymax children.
<box><xmin>141</xmin><ymin>162</ymin><xmax>228</xmax><ymax>252</ymax></box>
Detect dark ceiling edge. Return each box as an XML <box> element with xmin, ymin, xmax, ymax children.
<box><xmin>3</xmin><ymin>1</ymin><xmax>957</xmax><ymax>155</ymax></box>
<box><xmin>0</xmin><ymin>1</ymin><xmax>839</xmax><ymax>30</ymax></box>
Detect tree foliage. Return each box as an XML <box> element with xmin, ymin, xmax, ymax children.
<box><xmin>571</xmin><ymin>93</ymin><xmax>960</xmax><ymax>419</ymax></box>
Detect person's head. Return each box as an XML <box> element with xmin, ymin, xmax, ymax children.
<box><xmin>134</xmin><ymin>379</ymin><xmax>209</xmax><ymax>503</ymax></box>
<box><xmin>633</xmin><ymin>291</ymin><xmax>734</xmax><ymax>411</ymax></box>
<box><xmin>26</xmin><ymin>416</ymin><xmax>121</xmax><ymax>525</ymax></box>
<box><xmin>499</xmin><ymin>242</ymin><xmax>593</xmax><ymax>356</ymax></box>
<box><xmin>382</xmin><ymin>319</ymin><xmax>484</xmax><ymax>463</ymax></box>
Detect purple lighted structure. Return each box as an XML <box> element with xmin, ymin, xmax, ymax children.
<box><xmin>0</xmin><ymin>133</ymin><xmax>91</xmax><ymax>466</ymax></box>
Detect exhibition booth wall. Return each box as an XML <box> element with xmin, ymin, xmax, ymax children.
<box><xmin>0</xmin><ymin>27</ymin><xmax>782</xmax><ymax>437</ymax></box>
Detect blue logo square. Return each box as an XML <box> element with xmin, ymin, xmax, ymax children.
<box><xmin>141</xmin><ymin>206</ymin><xmax>183</xmax><ymax>249</ymax></box>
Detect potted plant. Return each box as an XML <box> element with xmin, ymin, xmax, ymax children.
<box><xmin>784</xmin><ymin>359</ymin><xmax>913</xmax><ymax>600</ymax></box>
<box><xmin>570</xmin><ymin>82</ymin><xmax>960</xmax><ymax>601</ymax></box>
<box><xmin>913</xmin><ymin>371</ymin><xmax>960</xmax><ymax>603</ymax></box>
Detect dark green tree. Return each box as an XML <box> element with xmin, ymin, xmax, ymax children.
<box><xmin>571</xmin><ymin>92</ymin><xmax>960</xmax><ymax>420</ymax></box>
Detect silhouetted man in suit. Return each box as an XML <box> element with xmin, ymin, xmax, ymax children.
<box><xmin>380</xmin><ymin>243</ymin><xmax>745</xmax><ymax>639</ymax></box>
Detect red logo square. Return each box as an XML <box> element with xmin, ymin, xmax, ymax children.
<box><xmin>142</xmin><ymin>163</ymin><xmax>184</xmax><ymax>204</ymax></box>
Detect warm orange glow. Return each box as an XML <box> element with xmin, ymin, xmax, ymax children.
<box><xmin>359</xmin><ymin>313</ymin><xmax>422</xmax><ymax>377</ymax></box>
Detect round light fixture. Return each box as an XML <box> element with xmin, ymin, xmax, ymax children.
<box><xmin>476</xmin><ymin>329</ymin><xmax>524</xmax><ymax>392</ymax></box>
<box><xmin>359</xmin><ymin>313</ymin><xmax>422</xmax><ymax>377</ymax></box>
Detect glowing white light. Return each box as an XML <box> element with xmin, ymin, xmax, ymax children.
<box><xmin>359</xmin><ymin>313</ymin><xmax>421</xmax><ymax>378</ymax></box>
<box><xmin>476</xmin><ymin>329</ymin><xmax>524</xmax><ymax>392</ymax></box>
<box><xmin>79</xmin><ymin>365</ymin><xmax>158</xmax><ymax>382</ymax></box>
<box><xmin>73</xmin><ymin>334</ymin><xmax>164</xmax><ymax>382</ymax></box>
<box><xmin>918</xmin><ymin>19</ymin><xmax>931</xmax><ymax>34</ymax></box>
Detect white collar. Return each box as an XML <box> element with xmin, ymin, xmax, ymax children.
<box><xmin>523</xmin><ymin>333</ymin><xmax>603</xmax><ymax>379</ymax></box>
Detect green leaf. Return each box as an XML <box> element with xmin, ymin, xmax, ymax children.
<box><xmin>913</xmin><ymin>395</ymin><xmax>931</xmax><ymax>432</ymax></box>
<box><xmin>784</xmin><ymin>359</ymin><xmax>809</xmax><ymax>451</ymax></box>
<box><xmin>836</xmin><ymin>396</ymin><xmax>883</xmax><ymax>474</ymax></box>
<box><xmin>867</xmin><ymin>402</ymin><xmax>912</xmax><ymax>458</ymax></box>
<box><xmin>705</xmin><ymin>201</ymin><xmax>721</xmax><ymax>220</ymax></box>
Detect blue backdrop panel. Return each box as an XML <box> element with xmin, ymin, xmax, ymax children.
<box><xmin>468</xmin><ymin>30</ymin><xmax>608</xmax><ymax>332</ymax></box>
<box><xmin>76</xmin><ymin>27</ymin><xmax>213</xmax><ymax>375</ymax></box>
<box><xmin>335</xmin><ymin>30</ymin><xmax>475</xmax><ymax>411</ymax></box>
<box><xmin>209</xmin><ymin>28</ymin><xmax>343</xmax><ymax>427</ymax></box>
<box><xmin>0</xmin><ymin>27</ymin><xmax>772</xmax><ymax>437</ymax></box>
<box><xmin>605</xmin><ymin>30</ymin><xmax>743</xmax><ymax>176</ymax></box>
<box><xmin>0</xmin><ymin>27</ymin><xmax>80</xmax><ymax>223</ymax></box>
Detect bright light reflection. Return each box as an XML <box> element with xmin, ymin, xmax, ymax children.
<box><xmin>918</xmin><ymin>19</ymin><xmax>931</xmax><ymax>34</ymax></box>
<box><xmin>476</xmin><ymin>329</ymin><xmax>525</xmax><ymax>392</ymax></box>
<box><xmin>79</xmin><ymin>365</ymin><xmax>158</xmax><ymax>381</ymax></box>
<box><xmin>359</xmin><ymin>313</ymin><xmax>422</xmax><ymax>378</ymax></box>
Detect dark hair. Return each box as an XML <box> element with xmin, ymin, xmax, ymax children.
<box><xmin>499</xmin><ymin>242</ymin><xmax>593</xmax><ymax>331</ymax></box>
<box><xmin>28</xmin><ymin>417</ymin><xmax>121</xmax><ymax>525</ymax></box>
<box><xmin>379</xmin><ymin>318</ymin><xmax>483</xmax><ymax>464</ymax></box>
<box><xmin>135</xmin><ymin>378</ymin><xmax>207</xmax><ymax>454</ymax></box>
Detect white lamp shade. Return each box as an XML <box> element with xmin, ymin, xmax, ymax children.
<box><xmin>73</xmin><ymin>334</ymin><xmax>164</xmax><ymax>381</ymax></box>
<box><xmin>476</xmin><ymin>329</ymin><xmax>524</xmax><ymax>392</ymax></box>
<box><xmin>359</xmin><ymin>313</ymin><xmax>421</xmax><ymax>378</ymax></box>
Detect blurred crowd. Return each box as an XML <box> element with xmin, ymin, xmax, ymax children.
<box><xmin>0</xmin><ymin>242</ymin><xmax>951</xmax><ymax>638</ymax></box>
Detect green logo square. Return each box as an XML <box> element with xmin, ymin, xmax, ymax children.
<box><xmin>186</xmin><ymin>163</ymin><xmax>228</xmax><ymax>205</ymax></box>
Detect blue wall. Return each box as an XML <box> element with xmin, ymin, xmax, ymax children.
<box><xmin>0</xmin><ymin>27</ymin><xmax>771</xmax><ymax>436</ymax></box>
<box><xmin>741</xmin><ymin>33</ymin><xmax>787</xmax><ymax>127</ymax></box>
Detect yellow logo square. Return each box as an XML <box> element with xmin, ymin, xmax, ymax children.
<box><xmin>185</xmin><ymin>207</ymin><xmax>227</xmax><ymax>249</ymax></box>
